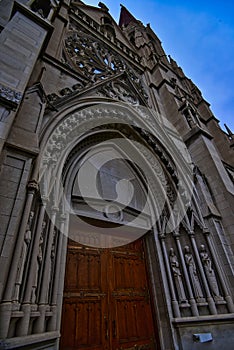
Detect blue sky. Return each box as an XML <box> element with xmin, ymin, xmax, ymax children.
<box><xmin>85</xmin><ymin>1</ymin><xmax>234</xmax><ymax>131</ymax></box>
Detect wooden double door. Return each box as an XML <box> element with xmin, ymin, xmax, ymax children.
<box><xmin>60</xmin><ymin>238</ymin><xmax>159</xmax><ymax>350</ymax></box>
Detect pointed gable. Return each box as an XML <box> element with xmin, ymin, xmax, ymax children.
<box><xmin>119</xmin><ymin>4</ymin><xmax>138</xmax><ymax>27</ymax></box>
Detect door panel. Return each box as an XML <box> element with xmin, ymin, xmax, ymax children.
<box><xmin>60</xmin><ymin>245</ymin><xmax>108</xmax><ymax>350</ymax></box>
<box><xmin>60</xmin><ymin>238</ymin><xmax>159</xmax><ymax>350</ymax></box>
<box><xmin>64</xmin><ymin>249</ymin><xmax>102</xmax><ymax>291</ymax></box>
<box><xmin>61</xmin><ymin>299</ymin><xmax>103</xmax><ymax>348</ymax></box>
<box><xmin>113</xmin><ymin>297</ymin><xmax>155</xmax><ymax>349</ymax></box>
<box><xmin>110</xmin><ymin>242</ymin><xmax>156</xmax><ymax>350</ymax></box>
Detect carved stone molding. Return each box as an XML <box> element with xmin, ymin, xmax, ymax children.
<box><xmin>41</xmin><ymin>106</ymin><xmax>176</xmax><ymax>196</ymax></box>
<box><xmin>40</xmin><ymin>110</ymin><xmax>188</xmax><ymax>245</ymax></box>
<box><xmin>0</xmin><ymin>83</ymin><xmax>23</xmax><ymax>110</ymax></box>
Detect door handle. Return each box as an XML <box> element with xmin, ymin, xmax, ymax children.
<box><xmin>112</xmin><ymin>319</ymin><xmax>116</xmax><ymax>338</ymax></box>
<box><xmin>104</xmin><ymin>316</ymin><xmax>109</xmax><ymax>339</ymax></box>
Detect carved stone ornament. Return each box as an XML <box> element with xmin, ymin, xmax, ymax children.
<box><xmin>169</xmin><ymin>248</ymin><xmax>187</xmax><ymax>303</ymax></box>
<box><xmin>97</xmin><ymin>80</ymin><xmax>139</xmax><ymax>105</ymax></box>
<box><xmin>41</xmin><ymin>107</ymin><xmax>175</xmax><ymax>209</ymax></box>
<box><xmin>64</xmin><ymin>30</ymin><xmax>126</xmax><ymax>80</ymax></box>
<box><xmin>31</xmin><ymin>220</ymin><xmax>47</xmax><ymax>303</ymax></box>
<box><xmin>57</xmin><ymin>29</ymin><xmax>148</xmax><ymax>103</ymax></box>
<box><xmin>40</xmin><ymin>100</ymin><xmax>193</xmax><ymax>237</ymax></box>
<box><xmin>27</xmin><ymin>179</ymin><xmax>39</xmax><ymax>192</ymax></box>
<box><xmin>0</xmin><ymin>83</ymin><xmax>22</xmax><ymax>104</ymax></box>
<box><xmin>200</xmin><ymin>244</ymin><xmax>223</xmax><ymax>301</ymax></box>
<box><xmin>184</xmin><ymin>245</ymin><xmax>205</xmax><ymax>302</ymax></box>
<box><xmin>13</xmin><ymin>211</ymin><xmax>34</xmax><ymax>301</ymax></box>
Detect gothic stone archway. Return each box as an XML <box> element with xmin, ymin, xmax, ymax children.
<box><xmin>38</xmin><ymin>102</ymin><xmax>185</xmax><ymax>350</ymax></box>
<box><xmin>59</xmin><ymin>131</ymin><xmax>162</xmax><ymax>349</ymax></box>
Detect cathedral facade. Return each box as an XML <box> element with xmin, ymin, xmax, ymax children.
<box><xmin>0</xmin><ymin>1</ymin><xmax>234</xmax><ymax>349</ymax></box>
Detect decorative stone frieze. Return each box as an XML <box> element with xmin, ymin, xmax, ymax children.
<box><xmin>0</xmin><ymin>83</ymin><xmax>23</xmax><ymax>109</ymax></box>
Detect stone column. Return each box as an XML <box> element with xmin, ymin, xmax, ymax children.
<box><xmin>55</xmin><ymin>215</ymin><xmax>69</xmax><ymax>332</ymax></box>
<box><xmin>189</xmin><ymin>232</ymin><xmax>217</xmax><ymax>315</ymax></box>
<box><xmin>0</xmin><ymin>180</ymin><xmax>38</xmax><ymax>339</ymax></box>
<box><xmin>47</xmin><ymin>214</ymin><xmax>68</xmax><ymax>332</ymax></box>
<box><xmin>174</xmin><ymin>233</ymin><xmax>199</xmax><ymax>316</ymax></box>
<box><xmin>203</xmin><ymin>232</ymin><xmax>234</xmax><ymax>312</ymax></box>
<box><xmin>159</xmin><ymin>233</ymin><xmax>180</xmax><ymax>318</ymax></box>
<box><xmin>34</xmin><ymin>208</ymin><xmax>58</xmax><ymax>333</ymax></box>
<box><xmin>16</xmin><ymin>201</ymin><xmax>47</xmax><ymax>336</ymax></box>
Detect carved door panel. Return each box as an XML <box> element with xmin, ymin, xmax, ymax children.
<box><xmin>111</xmin><ymin>240</ymin><xmax>157</xmax><ymax>350</ymax></box>
<box><xmin>60</xmin><ymin>239</ymin><xmax>158</xmax><ymax>350</ymax></box>
<box><xmin>60</xmin><ymin>243</ymin><xmax>109</xmax><ymax>350</ymax></box>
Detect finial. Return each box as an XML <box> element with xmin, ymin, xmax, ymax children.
<box><xmin>98</xmin><ymin>2</ymin><xmax>109</xmax><ymax>11</ymax></box>
<box><xmin>224</xmin><ymin>123</ymin><xmax>233</xmax><ymax>138</ymax></box>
